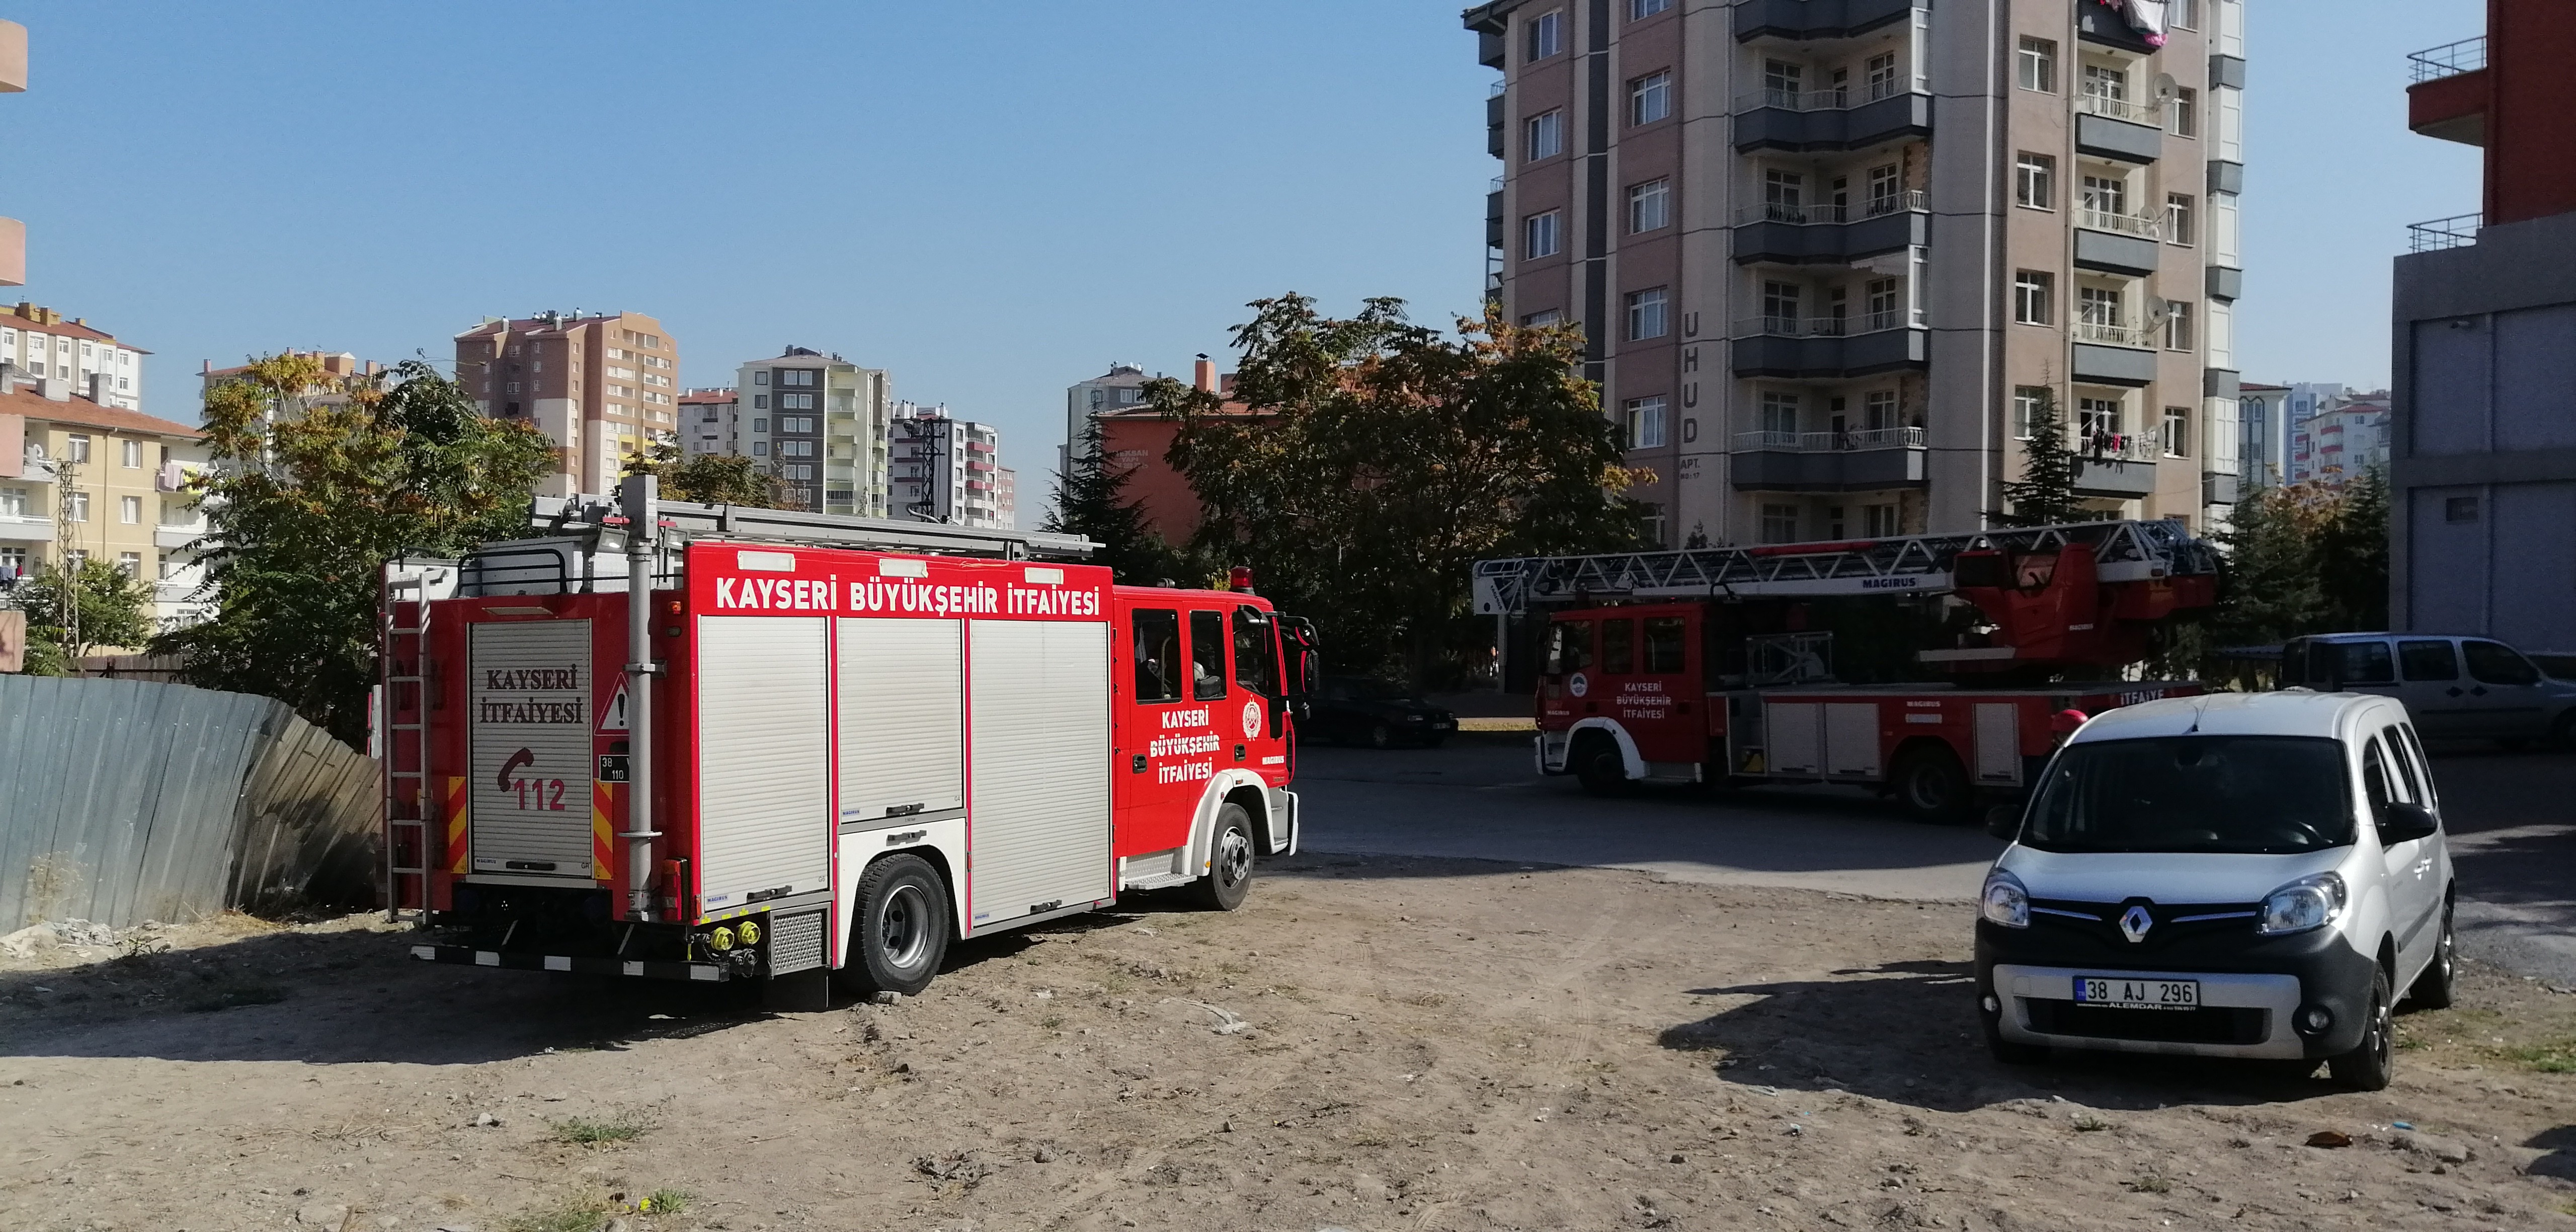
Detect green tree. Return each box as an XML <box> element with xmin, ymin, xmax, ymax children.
<box><xmin>1158</xmin><ymin>294</ymin><xmax>1640</xmax><ymax>685</ymax></box>
<box><xmin>1044</xmin><ymin>414</ymin><xmax>1197</xmax><ymax>585</ymax></box>
<box><xmin>1993</xmin><ymin>384</ymin><xmax>2090</xmax><ymax>527</ymax></box>
<box><xmin>155</xmin><ymin>355</ymin><xmax>552</xmax><ymax>746</ymax></box>
<box><xmin>2316</xmin><ymin>465</ymin><xmax>2389</xmax><ymax>631</ymax></box>
<box><xmin>621</xmin><ymin>438</ymin><xmax>793</xmax><ymax>507</ymax></box>
<box><xmin>6</xmin><ymin>558</ymin><xmax>153</xmax><ymax>673</ymax></box>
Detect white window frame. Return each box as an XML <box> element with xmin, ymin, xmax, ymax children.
<box><xmin>1626</xmin><ymin>396</ymin><xmax>1668</xmax><ymax>449</ymax></box>
<box><xmin>1525</xmin><ymin>210</ymin><xmax>1561</xmax><ymax>259</ymax></box>
<box><xmin>1627</xmin><ymin>179</ymin><xmax>1669</xmax><ymax>233</ymax></box>
<box><xmin>1527</xmin><ymin>10</ymin><xmax>1563</xmax><ymax>61</ymax></box>
<box><xmin>1626</xmin><ymin>287</ymin><xmax>1669</xmax><ymax>341</ymax></box>
<box><xmin>2015</xmin><ymin>153</ymin><xmax>2055</xmax><ymax>210</ymax></box>
<box><xmin>2014</xmin><ymin>270</ymin><xmax>2054</xmax><ymax>326</ymax></box>
<box><xmin>2017</xmin><ymin>37</ymin><xmax>2057</xmax><ymax>93</ymax></box>
<box><xmin>1526</xmin><ymin>110</ymin><xmax>1564</xmax><ymax>161</ymax></box>
<box><xmin>1630</xmin><ymin>71</ymin><xmax>1671</xmax><ymax>126</ymax></box>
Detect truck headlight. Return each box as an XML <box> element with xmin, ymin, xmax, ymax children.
<box><xmin>1980</xmin><ymin>869</ymin><xmax>2030</xmax><ymax>929</ymax></box>
<box><xmin>2258</xmin><ymin>873</ymin><xmax>2347</xmax><ymax>936</ymax></box>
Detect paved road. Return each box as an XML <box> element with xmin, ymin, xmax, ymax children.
<box><xmin>1293</xmin><ymin>734</ymin><xmax>2576</xmax><ymax>982</ymax></box>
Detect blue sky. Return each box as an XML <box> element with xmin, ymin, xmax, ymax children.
<box><xmin>4</xmin><ymin>1</ymin><xmax>2487</xmax><ymax>495</ymax></box>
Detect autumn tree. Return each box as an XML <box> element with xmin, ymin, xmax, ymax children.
<box><xmin>5</xmin><ymin>558</ymin><xmax>153</xmax><ymax>673</ymax></box>
<box><xmin>155</xmin><ymin>356</ymin><xmax>552</xmax><ymax>746</ymax></box>
<box><xmin>1156</xmin><ymin>294</ymin><xmax>1640</xmax><ymax>685</ymax></box>
<box><xmin>621</xmin><ymin>438</ymin><xmax>794</xmax><ymax>508</ymax></box>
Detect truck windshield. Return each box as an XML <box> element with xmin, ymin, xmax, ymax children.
<box><xmin>2023</xmin><ymin>736</ymin><xmax>2354</xmax><ymax>855</ymax></box>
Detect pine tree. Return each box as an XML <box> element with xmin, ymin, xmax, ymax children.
<box><xmin>2316</xmin><ymin>465</ymin><xmax>2389</xmax><ymax>631</ymax></box>
<box><xmin>1044</xmin><ymin>416</ymin><xmax>1177</xmax><ymax>584</ymax></box>
<box><xmin>1994</xmin><ymin>385</ymin><xmax>2090</xmax><ymax>527</ymax></box>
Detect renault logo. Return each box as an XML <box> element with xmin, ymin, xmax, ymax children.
<box><xmin>2119</xmin><ymin>905</ymin><xmax>2154</xmax><ymax>944</ymax></box>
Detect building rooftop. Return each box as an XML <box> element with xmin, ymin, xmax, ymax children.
<box><xmin>0</xmin><ymin>388</ymin><xmax>201</xmax><ymax>438</ymax></box>
<box><xmin>0</xmin><ymin>302</ymin><xmax>148</xmax><ymax>352</ymax></box>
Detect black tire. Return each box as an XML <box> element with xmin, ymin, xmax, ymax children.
<box><xmin>1190</xmin><ymin>803</ymin><xmax>1256</xmax><ymax>911</ymax></box>
<box><xmin>1892</xmin><ymin>745</ymin><xmax>1975</xmax><ymax>823</ymax></box>
<box><xmin>1421</xmin><ymin>734</ymin><xmax>1448</xmax><ymax>749</ymax></box>
<box><xmin>1573</xmin><ymin>738</ymin><xmax>1628</xmax><ymax>796</ymax></box>
<box><xmin>2327</xmin><ymin>967</ymin><xmax>2395</xmax><ymax>1092</ymax></box>
<box><xmin>832</xmin><ymin>854</ymin><xmax>950</xmax><ymax>999</ymax></box>
<box><xmin>2552</xmin><ymin>711</ymin><xmax>2576</xmax><ymax>752</ymax></box>
<box><xmin>2497</xmin><ymin>736</ymin><xmax>2531</xmax><ymax>753</ymax></box>
<box><xmin>1367</xmin><ymin>723</ymin><xmax>1396</xmax><ymax>750</ymax></box>
<box><xmin>1982</xmin><ymin>996</ymin><xmax>2047</xmax><ymax>1065</ymax></box>
<box><xmin>2409</xmin><ymin>899</ymin><xmax>2458</xmax><ymax>1010</ymax></box>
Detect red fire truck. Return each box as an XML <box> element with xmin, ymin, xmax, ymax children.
<box><xmin>1472</xmin><ymin>519</ymin><xmax>2220</xmax><ymax>821</ymax></box>
<box><xmin>378</xmin><ymin>481</ymin><xmax>1317</xmax><ymax>1002</ymax></box>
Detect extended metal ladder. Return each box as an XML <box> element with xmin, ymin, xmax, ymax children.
<box><xmin>380</xmin><ymin>560</ymin><xmax>457</xmax><ymax>924</ymax></box>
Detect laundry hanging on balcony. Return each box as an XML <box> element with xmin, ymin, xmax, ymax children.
<box><xmin>2093</xmin><ymin>0</ymin><xmax>2168</xmax><ymax>47</ymax></box>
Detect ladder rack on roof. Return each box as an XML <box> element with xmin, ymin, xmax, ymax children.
<box><xmin>527</xmin><ymin>494</ymin><xmax>1099</xmax><ymax>560</ymax></box>
<box><xmin>1471</xmin><ymin>518</ymin><xmax>2218</xmax><ymax>614</ymax></box>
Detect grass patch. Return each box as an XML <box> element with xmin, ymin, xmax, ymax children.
<box><xmin>184</xmin><ymin>981</ymin><xmax>287</xmax><ymax>1012</ymax></box>
<box><xmin>640</xmin><ymin>1188</ymin><xmax>693</xmax><ymax>1215</ymax></box>
<box><xmin>549</xmin><ymin>1114</ymin><xmax>651</xmax><ymax>1146</ymax></box>
<box><xmin>2501</xmin><ymin>1039</ymin><xmax>2576</xmax><ymax>1073</ymax></box>
<box><xmin>503</xmin><ymin>1197</ymin><xmax>611</xmax><ymax>1232</ymax></box>
<box><xmin>2071</xmin><ymin>1113</ymin><xmax>2111</xmax><ymax>1133</ymax></box>
<box><xmin>2122</xmin><ymin>1174</ymin><xmax>2172</xmax><ymax>1194</ymax></box>
<box><xmin>1039</xmin><ymin>1014</ymin><xmax>1065</xmax><ymax>1030</ymax></box>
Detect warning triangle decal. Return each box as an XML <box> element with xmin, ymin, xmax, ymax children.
<box><xmin>598</xmin><ymin>679</ymin><xmax>630</xmax><ymax>732</ymax></box>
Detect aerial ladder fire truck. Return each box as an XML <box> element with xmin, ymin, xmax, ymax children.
<box><xmin>377</xmin><ymin>479</ymin><xmax>1318</xmax><ymax>1004</ymax></box>
<box><xmin>1473</xmin><ymin>519</ymin><xmax>2221</xmax><ymax>822</ymax></box>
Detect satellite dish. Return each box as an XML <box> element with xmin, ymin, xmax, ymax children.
<box><xmin>2144</xmin><ymin>295</ymin><xmax>2173</xmax><ymax>325</ymax></box>
<box><xmin>2152</xmin><ymin>73</ymin><xmax>2179</xmax><ymax>102</ymax></box>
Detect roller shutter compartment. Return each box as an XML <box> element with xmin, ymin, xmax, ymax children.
<box><xmin>695</xmin><ymin>615</ymin><xmax>832</xmax><ymax>913</ymax></box>
<box><xmin>469</xmin><ymin>620</ymin><xmax>596</xmax><ymax>878</ymax></box>
<box><xmin>966</xmin><ymin>619</ymin><xmax>1112</xmax><ymax>928</ymax></box>
<box><xmin>835</xmin><ymin>617</ymin><xmax>964</xmax><ymax>823</ymax></box>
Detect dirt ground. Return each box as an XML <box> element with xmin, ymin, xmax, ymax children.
<box><xmin>4</xmin><ymin>856</ymin><xmax>2575</xmax><ymax>1232</ymax></box>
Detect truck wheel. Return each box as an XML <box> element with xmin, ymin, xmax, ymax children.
<box><xmin>2409</xmin><ymin>899</ymin><xmax>2457</xmax><ymax>1010</ymax></box>
<box><xmin>2327</xmin><ymin>968</ymin><xmax>2395</xmax><ymax>1092</ymax></box>
<box><xmin>1892</xmin><ymin>746</ymin><xmax>1974</xmax><ymax>823</ymax></box>
<box><xmin>833</xmin><ymin>854</ymin><xmax>950</xmax><ymax>998</ymax></box>
<box><xmin>1190</xmin><ymin>804</ymin><xmax>1256</xmax><ymax>911</ymax></box>
<box><xmin>1573</xmin><ymin>737</ymin><xmax>1628</xmax><ymax>797</ymax></box>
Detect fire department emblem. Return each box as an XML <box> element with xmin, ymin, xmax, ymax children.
<box><xmin>1240</xmin><ymin>699</ymin><xmax>1262</xmax><ymax>738</ymax></box>
<box><xmin>1568</xmin><ymin>671</ymin><xmax>1589</xmax><ymax>699</ymax></box>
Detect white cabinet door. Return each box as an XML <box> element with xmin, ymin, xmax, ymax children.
<box><xmin>1973</xmin><ymin>704</ymin><xmax>2022</xmax><ymax>784</ymax></box>
<box><xmin>469</xmin><ymin>619</ymin><xmax>596</xmax><ymax>879</ymax></box>
<box><xmin>1766</xmin><ymin>702</ymin><xmax>1822</xmax><ymax>774</ymax></box>
<box><xmin>836</xmin><ymin>617</ymin><xmax>963</xmax><ymax>824</ymax></box>
<box><xmin>696</xmin><ymin>615</ymin><xmax>831</xmax><ymax>913</ymax></box>
<box><xmin>1824</xmin><ymin>704</ymin><xmax>1881</xmax><ymax>777</ymax></box>
<box><xmin>966</xmin><ymin>619</ymin><xmax>1112</xmax><ymax>929</ymax></box>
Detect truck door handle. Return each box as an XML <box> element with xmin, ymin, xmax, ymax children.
<box><xmin>1131</xmin><ymin>754</ymin><xmax>1147</xmax><ymax>773</ymax></box>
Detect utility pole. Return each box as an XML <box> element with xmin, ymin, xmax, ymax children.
<box><xmin>53</xmin><ymin>447</ymin><xmax>77</xmax><ymax>665</ymax></box>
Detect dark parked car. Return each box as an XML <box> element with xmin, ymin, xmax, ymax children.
<box><xmin>1304</xmin><ymin>677</ymin><xmax>1457</xmax><ymax>748</ymax></box>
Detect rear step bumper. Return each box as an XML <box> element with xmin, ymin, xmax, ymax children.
<box><xmin>410</xmin><ymin>944</ymin><xmax>735</xmax><ymax>981</ymax></box>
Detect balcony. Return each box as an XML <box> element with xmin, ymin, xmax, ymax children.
<box><xmin>2409</xmin><ymin>35</ymin><xmax>2486</xmax><ymax>83</ymax></box>
<box><xmin>1730</xmin><ymin>427</ymin><xmax>1927</xmax><ymax>492</ymax></box>
<box><xmin>2406</xmin><ymin>37</ymin><xmax>2489</xmax><ymax>146</ymax></box>
<box><xmin>2074</xmin><ymin>94</ymin><xmax>2163</xmax><ymax>164</ymax></box>
<box><xmin>0</xmin><ymin>512</ymin><xmax>52</xmax><ymax>543</ymax></box>
<box><xmin>1732</xmin><ymin>192</ymin><xmax>1926</xmax><ymax>264</ymax></box>
<box><xmin>1734</xmin><ymin>84</ymin><xmax>1931</xmax><ymax>153</ymax></box>
<box><xmin>2075</xmin><ymin>0</ymin><xmax>2158</xmax><ymax>53</ymax></box>
<box><xmin>2072</xmin><ymin>208</ymin><xmax>2163</xmax><ymax>275</ymax></box>
<box><xmin>1732</xmin><ymin>0</ymin><xmax>1918</xmax><ymax>42</ymax></box>
<box><xmin>2070</xmin><ymin>321</ymin><xmax>2159</xmax><ymax>387</ymax></box>
<box><xmin>2407</xmin><ymin>212</ymin><xmax>2480</xmax><ymax>253</ymax></box>
<box><xmin>2066</xmin><ymin>432</ymin><xmax>2162</xmax><ymax>498</ymax></box>
<box><xmin>153</xmin><ymin>525</ymin><xmax>203</xmax><ymax>551</ymax></box>
<box><xmin>1730</xmin><ymin>311</ymin><xmax>1928</xmax><ymax>378</ymax></box>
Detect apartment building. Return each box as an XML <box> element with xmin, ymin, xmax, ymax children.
<box><xmin>200</xmin><ymin>350</ymin><xmax>385</xmax><ymax>423</ymax></box>
<box><xmin>453</xmin><ymin>311</ymin><xmax>679</xmax><ymax>497</ymax></box>
<box><xmin>678</xmin><ymin>388</ymin><xmax>738</xmax><ymax>457</ymax></box>
<box><xmin>2284</xmin><ymin>385</ymin><xmax>2390</xmax><ymax>487</ymax></box>
<box><xmin>889</xmin><ymin>401</ymin><xmax>1007</xmax><ymax>529</ymax></box>
<box><xmin>1464</xmin><ymin>0</ymin><xmax>2246</xmax><ymax>545</ymax></box>
<box><xmin>995</xmin><ymin>466</ymin><xmax>1018</xmax><ymax>529</ymax></box>
<box><xmin>1064</xmin><ymin>362</ymin><xmax>1153</xmax><ymax>477</ymax></box>
<box><xmin>736</xmin><ymin>348</ymin><xmax>891</xmax><ymax>517</ymax></box>
<box><xmin>0</xmin><ymin>23</ymin><xmax>26</xmax><ymax>293</ymax></box>
<box><xmin>0</xmin><ymin>303</ymin><xmax>146</xmax><ymax>413</ymax></box>
<box><xmin>0</xmin><ymin>376</ymin><xmax>213</xmax><ymax>633</ymax></box>
<box><xmin>2390</xmin><ymin>0</ymin><xmax>2576</xmax><ymax>646</ymax></box>
<box><xmin>2235</xmin><ymin>379</ymin><xmax>2287</xmax><ymax>488</ymax></box>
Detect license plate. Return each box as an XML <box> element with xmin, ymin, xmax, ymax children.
<box><xmin>1433</xmin><ymin>721</ymin><xmax>1455</xmax><ymax>729</ymax></box>
<box><xmin>2074</xmin><ymin>976</ymin><xmax>2200</xmax><ymax>1011</ymax></box>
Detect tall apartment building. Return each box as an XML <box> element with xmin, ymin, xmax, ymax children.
<box><xmin>678</xmin><ymin>388</ymin><xmax>738</xmax><ymax>457</ymax></box>
<box><xmin>0</xmin><ymin>376</ymin><xmax>213</xmax><ymax>632</ymax></box>
<box><xmin>2390</xmin><ymin>0</ymin><xmax>2576</xmax><ymax>645</ymax></box>
<box><xmin>1464</xmin><ymin>0</ymin><xmax>2246</xmax><ymax>546</ymax></box>
<box><xmin>0</xmin><ymin>303</ymin><xmax>145</xmax><ymax>412</ymax></box>
<box><xmin>453</xmin><ymin>311</ymin><xmax>679</xmax><ymax>498</ymax></box>
<box><xmin>995</xmin><ymin>466</ymin><xmax>1018</xmax><ymax>529</ymax></box>
<box><xmin>2283</xmin><ymin>385</ymin><xmax>2391</xmax><ymax>488</ymax></box>
<box><xmin>736</xmin><ymin>348</ymin><xmax>891</xmax><ymax>517</ymax></box>
<box><xmin>889</xmin><ymin>401</ymin><xmax>1008</xmax><ymax>528</ymax></box>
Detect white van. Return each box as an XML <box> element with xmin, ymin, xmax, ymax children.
<box><xmin>1975</xmin><ymin>691</ymin><xmax>2454</xmax><ymax>1090</ymax></box>
<box><xmin>2281</xmin><ymin>632</ymin><xmax>2576</xmax><ymax>747</ymax></box>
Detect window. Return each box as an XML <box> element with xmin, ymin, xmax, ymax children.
<box><xmin>1866</xmin><ymin>164</ymin><xmax>1900</xmax><ymax>214</ymax></box>
<box><xmin>1630</xmin><ymin>71</ymin><xmax>1671</xmax><ymax>125</ymax></box>
<box><xmin>702</xmin><ymin>408</ymin><xmax>721</xmax><ymax>423</ymax></box>
<box><xmin>2017</xmin><ymin>37</ymin><xmax>2057</xmax><ymax>92</ymax></box>
<box><xmin>789</xmin><ymin>416</ymin><xmax>817</xmax><ymax>433</ymax></box>
<box><xmin>754</xmin><ymin>371</ymin><xmax>770</xmax><ymax>385</ymax></box>
<box><xmin>2014</xmin><ymin>271</ymin><xmax>2054</xmax><ymax>325</ymax></box>
<box><xmin>1760</xmin><ymin>503</ymin><xmax>1801</xmax><ymax>545</ymax></box>
<box><xmin>1189</xmin><ymin>609</ymin><xmax>1230</xmax><ymax>700</ymax></box>
<box><xmin>2080</xmin><ymin>174</ymin><xmax>2126</xmax><ymax>217</ymax></box>
<box><xmin>63</xmin><ymin>549</ymin><xmax>86</xmax><ymax>569</ymax></box>
<box><xmin>0</xmin><ymin>486</ymin><xmax>21</xmax><ymax>515</ymax></box>
<box><xmin>117</xmin><ymin>551</ymin><xmax>140</xmax><ymax>577</ymax></box>
<box><xmin>2465</xmin><ymin>640</ymin><xmax>2541</xmax><ymax>687</ymax></box>
<box><xmin>2161</xmin><ymin>407</ymin><xmax>2190</xmax><ymax>456</ymax></box>
<box><xmin>1864</xmin><ymin>389</ymin><xmax>1898</xmax><ymax>431</ymax></box>
<box><xmin>2080</xmin><ymin>63</ymin><xmax>2128</xmax><ymax>104</ymax></box>
<box><xmin>1763</xmin><ymin>169</ymin><xmax>1805</xmax><ymax>220</ymax></box>
<box><xmin>65</xmin><ymin>433</ymin><xmax>91</xmax><ymax>463</ymax></box>
<box><xmin>2077</xmin><ymin>396</ymin><xmax>2124</xmax><ymax>439</ymax></box>
<box><xmin>1546</xmin><ymin>620</ymin><xmax>1592</xmax><ymax>675</ymax></box>
<box><xmin>2164</xmin><ymin>301</ymin><xmax>2195</xmax><ymax>351</ymax></box>
<box><xmin>1631</xmin><ymin>0</ymin><xmax>1670</xmax><ymax>16</ymax></box>
<box><xmin>1626</xmin><ymin>287</ymin><xmax>1668</xmax><ymax>340</ymax></box>
<box><xmin>2078</xmin><ymin>285</ymin><xmax>2123</xmax><ymax>328</ymax></box>
<box><xmin>65</xmin><ymin>490</ymin><xmax>89</xmax><ymax>521</ymax></box>
<box><xmin>781</xmin><ymin>370</ymin><xmax>816</xmax><ymax>387</ymax></box>
<box><xmin>1524</xmin><ymin>210</ymin><xmax>1561</xmax><ymax>258</ymax></box>
<box><xmin>781</xmin><ymin>393</ymin><xmax>815</xmax><ymax>410</ymax></box>
<box><xmin>1865</xmin><ymin>503</ymin><xmax>1901</xmax><ymax>537</ymax></box>
<box><xmin>1526</xmin><ymin>9</ymin><xmax>1562</xmax><ymax>60</ymax></box>
<box><xmin>753</xmin><ymin>441</ymin><xmax>770</xmax><ymax>456</ymax></box>
<box><xmin>2168</xmin><ymin>86</ymin><xmax>2197</xmax><ymax>136</ymax></box>
<box><xmin>121</xmin><ymin>440</ymin><xmax>141</xmax><ymax>468</ymax></box>
<box><xmin>1641</xmin><ymin>615</ymin><xmax>1685</xmax><ymax>672</ymax></box>
<box><xmin>1864</xmin><ymin>277</ymin><xmax>1901</xmax><ymax>327</ymax></box>
<box><xmin>2015</xmin><ymin>153</ymin><xmax>2055</xmax><ymax>209</ymax></box>
<box><xmin>1232</xmin><ymin>606</ymin><xmax>1280</xmax><ymax>698</ymax></box>
<box><xmin>752</xmin><ymin>417</ymin><xmax>769</xmax><ymax>432</ymax></box>
<box><xmin>1864</xmin><ymin>52</ymin><xmax>1899</xmax><ymax>101</ymax></box>
<box><xmin>1626</xmin><ymin>396</ymin><xmax>1667</xmax><ymax>449</ymax></box>
<box><xmin>1760</xmin><ymin>390</ymin><xmax>1801</xmax><ymax>435</ymax></box>
<box><xmin>2013</xmin><ymin>387</ymin><xmax>2050</xmax><ymax>439</ymax></box>
<box><xmin>752</xmin><ymin>394</ymin><xmax>769</xmax><ymax>409</ymax></box>
<box><xmin>120</xmin><ymin>495</ymin><xmax>141</xmax><ymax>523</ymax></box>
<box><xmin>2165</xmin><ymin>194</ymin><xmax>2196</xmax><ymax>246</ymax></box>
<box><xmin>1521</xmin><ymin>309</ymin><xmax>1563</xmax><ymax>327</ymax></box>
<box><xmin>1761</xmin><ymin>281</ymin><xmax>1801</xmax><ymax>330</ymax></box>
<box><xmin>2169</xmin><ymin>0</ymin><xmax>2199</xmax><ymax>29</ymax></box>
<box><xmin>2399</xmin><ymin>640</ymin><xmax>2459</xmax><ymax>681</ymax></box>
<box><xmin>0</xmin><ymin>546</ymin><xmax>23</xmax><ymax>577</ymax></box>
<box><xmin>1133</xmin><ymin>609</ymin><xmax>1181</xmax><ymax>701</ymax></box>
<box><xmin>1628</xmin><ymin>179</ymin><xmax>1669</xmax><ymax>233</ymax></box>
<box><xmin>2445</xmin><ymin>495</ymin><xmax>2479</xmax><ymax>522</ymax></box>
<box><xmin>1525</xmin><ymin>110</ymin><xmax>1564</xmax><ymax>161</ymax></box>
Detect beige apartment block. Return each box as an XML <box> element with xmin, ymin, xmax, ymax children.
<box><xmin>735</xmin><ymin>347</ymin><xmax>891</xmax><ymax>518</ymax></box>
<box><xmin>1466</xmin><ymin>0</ymin><xmax>2246</xmax><ymax>545</ymax></box>
<box><xmin>453</xmin><ymin>311</ymin><xmax>679</xmax><ymax>498</ymax></box>
<box><xmin>0</xmin><ymin>302</ymin><xmax>147</xmax><ymax>412</ymax></box>
<box><xmin>0</xmin><ymin>379</ymin><xmax>213</xmax><ymax>635</ymax></box>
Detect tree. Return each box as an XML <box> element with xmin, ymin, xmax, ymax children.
<box><xmin>155</xmin><ymin>356</ymin><xmax>552</xmax><ymax>747</ymax></box>
<box><xmin>621</xmin><ymin>438</ymin><xmax>794</xmax><ymax>507</ymax></box>
<box><xmin>5</xmin><ymin>558</ymin><xmax>153</xmax><ymax>673</ymax></box>
<box><xmin>1158</xmin><ymin>294</ymin><xmax>1641</xmax><ymax>685</ymax></box>
<box><xmin>1044</xmin><ymin>414</ymin><xmax>1196</xmax><ymax>585</ymax></box>
<box><xmin>1993</xmin><ymin>384</ymin><xmax>2090</xmax><ymax>527</ymax></box>
<box><xmin>2315</xmin><ymin>465</ymin><xmax>2389</xmax><ymax>632</ymax></box>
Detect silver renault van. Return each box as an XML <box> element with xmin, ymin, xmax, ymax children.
<box><xmin>1975</xmin><ymin>691</ymin><xmax>2454</xmax><ymax>1090</ymax></box>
